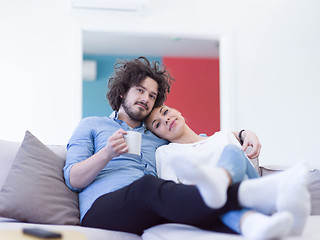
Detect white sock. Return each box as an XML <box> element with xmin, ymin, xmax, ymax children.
<box><xmin>238</xmin><ymin>161</ymin><xmax>309</xmax><ymax>214</ymax></box>
<box><xmin>241</xmin><ymin>211</ymin><xmax>293</xmax><ymax>240</ymax></box>
<box><xmin>276</xmin><ymin>163</ymin><xmax>311</xmax><ymax>236</ymax></box>
<box><xmin>170</xmin><ymin>157</ymin><xmax>230</xmax><ymax>208</ymax></box>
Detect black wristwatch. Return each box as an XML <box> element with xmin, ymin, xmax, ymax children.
<box><xmin>238</xmin><ymin>129</ymin><xmax>245</xmax><ymax>145</ymax></box>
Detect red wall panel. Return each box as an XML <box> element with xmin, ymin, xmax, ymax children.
<box><xmin>163</xmin><ymin>57</ymin><xmax>220</xmax><ymax>136</ymax></box>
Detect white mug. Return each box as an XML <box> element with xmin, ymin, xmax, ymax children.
<box><xmin>123</xmin><ymin>131</ymin><xmax>142</xmax><ymax>156</ymax></box>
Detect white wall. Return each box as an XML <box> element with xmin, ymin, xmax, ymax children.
<box><xmin>0</xmin><ymin>1</ymin><xmax>76</xmax><ymax>145</ymax></box>
<box><xmin>228</xmin><ymin>1</ymin><xmax>320</xmax><ymax>167</ymax></box>
<box><xmin>0</xmin><ymin>0</ymin><xmax>319</xmax><ymax>167</ymax></box>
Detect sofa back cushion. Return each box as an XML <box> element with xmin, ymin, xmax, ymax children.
<box><xmin>0</xmin><ymin>140</ymin><xmax>67</xmax><ymax>190</ymax></box>
<box><xmin>0</xmin><ymin>140</ymin><xmax>21</xmax><ymax>189</ymax></box>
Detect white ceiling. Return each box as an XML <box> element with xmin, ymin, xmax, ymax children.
<box><xmin>83</xmin><ymin>31</ymin><xmax>220</xmax><ymax>58</ymax></box>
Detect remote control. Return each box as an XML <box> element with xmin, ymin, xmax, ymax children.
<box><xmin>23</xmin><ymin>228</ymin><xmax>62</xmax><ymax>239</ymax></box>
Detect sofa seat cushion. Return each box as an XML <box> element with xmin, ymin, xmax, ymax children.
<box><xmin>142</xmin><ymin>216</ymin><xmax>320</xmax><ymax>240</ymax></box>
<box><xmin>0</xmin><ymin>222</ymin><xmax>141</xmax><ymax>240</ymax></box>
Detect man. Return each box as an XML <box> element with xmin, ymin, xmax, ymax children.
<box><xmin>64</xmin><ymin>56</ymin><xmax>263</xmax><ymax>235</ymax></box>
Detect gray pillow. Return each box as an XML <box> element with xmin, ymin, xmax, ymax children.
<box><xmin>308</xmin><ymin>169</ymin><xmax>320</xmax><ymax>215</ymax></box>
<box><xmin>0</xmin><ymin>131</ymin><xmax>80</xmax><ymax>224</ymax></box>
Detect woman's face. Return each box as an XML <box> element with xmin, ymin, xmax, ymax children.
<box><xmin>146</xmin><ymin>105</ymin><xmax>185</xmax><ymax>141</ymax></box>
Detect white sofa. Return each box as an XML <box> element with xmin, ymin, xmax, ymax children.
<box><xmin>0</xmin><ymin>133</ymin><xmax>140</xmax><ymax>240</ymax></box>
<box><xmin>1</xmin><ymin>131</ymin><xmax>320</xmax><ymax>240</ymax></box>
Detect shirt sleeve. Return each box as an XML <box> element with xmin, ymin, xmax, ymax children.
<box><xmin>63</xmin><ymin>117</ymin><xmax>96</xmax><ymax>192</ymax></box>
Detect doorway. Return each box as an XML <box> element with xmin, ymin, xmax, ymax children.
<box><xmin>81</xmin><ymin>31</ymin><xmax>221</xmax><ymax>134</ymax></box>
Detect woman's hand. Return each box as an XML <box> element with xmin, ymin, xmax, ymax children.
<box><xmin>241</xmin><ymin>130</ymin><xmax>261</xmax><ymax>159</ymax></box>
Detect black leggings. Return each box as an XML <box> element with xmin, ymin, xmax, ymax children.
<box><xmin>81</xmin><ymin>175</ymin><xmax>241</xmax><ymax>235</ymax></box>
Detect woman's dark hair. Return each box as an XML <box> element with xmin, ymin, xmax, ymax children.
<box><xmin>107</xmin><ymin>56</ymin><xmax>174</xmax><ymax>111</ymax></box>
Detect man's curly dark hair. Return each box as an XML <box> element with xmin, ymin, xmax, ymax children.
<box><xmin>107</xmin><ymin>56</ymin><xmax>174</xmax><ymax>111</ymax></box>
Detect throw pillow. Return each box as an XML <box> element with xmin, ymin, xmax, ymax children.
<box><xmin>0</xmin><ymin>130</ymin><xmax>80</xmax><ymax>225</ymax></box>
<box><xmin>308</xmin><ymin>169</ymin><xmax>320</xmax><ymax>215</ymax></box>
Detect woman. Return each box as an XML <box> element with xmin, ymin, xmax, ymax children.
<box><xmin>145</xmin><ymin>105</ymin><xmax>311</xmax><ymax>239</ymax></box>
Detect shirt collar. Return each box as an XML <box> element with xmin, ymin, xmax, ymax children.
<box><xmin>110</xmin><ymin>111</ymin><xmax>146</xmax><ymax>131</ymax></box>
<box><xmin>109</xmin><ymin>110</ymin><xmax>118</xmax><ymax>119</ymax></box>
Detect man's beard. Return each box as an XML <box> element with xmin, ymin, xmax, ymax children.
<box><xmin>122</xmin><ymin>99</ymin><xmax>149</xmax><ymax>122</ymax></box>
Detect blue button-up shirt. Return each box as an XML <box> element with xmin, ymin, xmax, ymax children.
<box><xmin>63</xmin><ymin>111</ymin><xmax>168</xmax><ymax>221</ymax></box>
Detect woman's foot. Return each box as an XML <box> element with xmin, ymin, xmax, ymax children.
<box><xmin>170</xmin><ymin>156</ymin><xmax>230</xmax><ymax>208</ymax></box>
<box><xmin>276</xmin><ymin>162</ymin><xmax>311</xmax><ymax>235</ymax></box>
<box><xmin>241</xmin><ymin>211</ymin><xmax>293</xmax><ymax>239</ymax></box>
<box><xmin>238</xmin><ymin>161</ymin><xmax>310</xmax><ymax>214</ymax></box>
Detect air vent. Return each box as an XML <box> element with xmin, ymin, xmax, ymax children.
<box><xmin>71</xmin><ymin>0</ymin><xmax>147</xmax><ymax>13</ymax></box>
